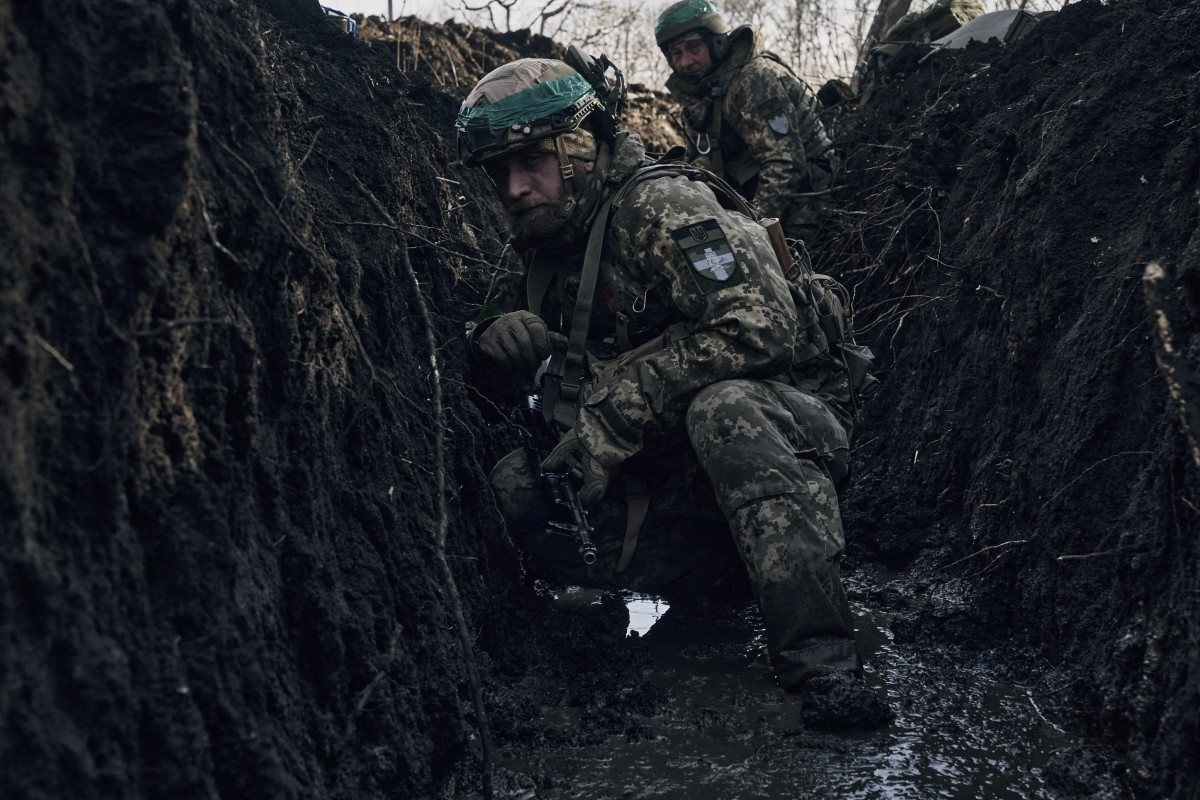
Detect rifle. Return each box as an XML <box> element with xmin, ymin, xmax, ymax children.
<box><xmin>513</xmin><ymin>392</ymin><xmax>598</xmax><ymax>568</ymax></box>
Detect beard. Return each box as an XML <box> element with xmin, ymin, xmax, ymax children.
<box><xmin>500</xmin><ymin>153</ymin><xmax>602</xmax><ymax>252</ymax></box>
<box><xmin>505</xmin><ymin>195</ymin><xmax>575</xmax><ymax>251</ymax></box>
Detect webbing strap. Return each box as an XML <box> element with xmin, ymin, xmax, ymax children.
<box><xmin>549</xmin><ymin>194</ymin><xmax>615</xmax><ymax>429</ymax></box>
<box><xmin>525</xmin><ymin>249</ymin><xmax>555</xmax><ymax>315</ymax></box>
<box><xmin>709</xmin><ymin>84</ymin><xmax>725</xmax><ymax>177</ymax></box>
<box><xmin>617</xmin><ymin>475</ymin><xmax>652</xmax><ymax>572</ymax></box>
<box><xmin>526</xmin><ymin>250</ymin><xmax>562</xmax><ymax>423</ymax></box>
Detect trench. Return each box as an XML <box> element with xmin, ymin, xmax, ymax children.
<box><xmin>470</xmin><ymin>565</ymin><xmax>1117</xmax><ymax>799</ymax></box>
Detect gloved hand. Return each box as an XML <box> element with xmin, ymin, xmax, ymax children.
<box><xmin>475</xmin><ymin>311</ymin><xmax>552</xmax><ymax>375</ymax></box>
<box><xmin>541</xmin><ymin>428</ymin><xmax>610</xmax><ymax>506</ymax></box>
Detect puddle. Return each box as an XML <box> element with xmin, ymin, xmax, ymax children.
<box><xmin>625</xmin><ymin>593</ymin><xmax>669</xmax><ymax>636</ymax></box>
<box><xmin>484</xmin><ymin>576</ymin><xmax>1106</xmax><ymax>799</ymax></box>
<box><xmin>552</xmin><ymin>588</ymin><xmax>669</xmax><ymax>636</ymax></box>
<box><xmin>802</xmin><ymin>602</ymin><xmax>1071</xmax><ymax>800</ymax></box>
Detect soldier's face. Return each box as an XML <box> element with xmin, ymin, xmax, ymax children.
<box><xmin>669</xmin><ymin>35</ymin><xmax>712</xmax><ymax>79</ymax></box>
<box><xmin>484</xmin><ymin>149</ymin><xmax>592</xmax><ymax>246</ymax></box>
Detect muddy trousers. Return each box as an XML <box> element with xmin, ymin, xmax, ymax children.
<box><xmin>489</xmin><ymin>378</ymin><xmax>862</xmax><ymax>688</ymax></box>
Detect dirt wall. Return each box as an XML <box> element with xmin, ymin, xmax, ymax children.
<box><xmin>3</xmin><ymin>0</ymin><xmax>1199</xmax><ymax>798</ymax></box>
<box><xmin>823</xmin><ymin>2</ymin><xmax>1200</xmax><ymax>796</ymax></box>
<box><xmin>1</xmin><ymin>1</ymin><xmax>515</xmax><ymax>797</ymax></box>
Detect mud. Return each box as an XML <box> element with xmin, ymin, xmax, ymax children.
<box><xmin>447</xmin><ymin>571</ymin><xmax>1128</xmax><ymax>799</ymax></box>
<box><xmin>1</xmin><ymin>1</ymin><xmax>1197</xmax><ymax>799</ymax></box>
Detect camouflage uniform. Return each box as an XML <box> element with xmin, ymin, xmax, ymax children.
<box><xmin>665</xmin><ymin>26</ymin><xmax>837</xmax><ymax>245</ymax></box>
<box><xmin>469</xmin><ymin>133</ymin><xmax>862</xmax><ymax>686</ymax></box>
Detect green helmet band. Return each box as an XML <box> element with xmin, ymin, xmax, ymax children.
<box><xmin>456</xmin><ymin>71</ymin><xmax>602</xmax><ymax>166</ymax></box>
<box><xmin>456</xmin><ymin>73</ymin><xmax>593</xmax><ymax>136</ymax></box>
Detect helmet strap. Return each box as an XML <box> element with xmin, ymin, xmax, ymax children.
<box><xmin>569</xmin><ymin>139</ymin><xmax>612</xmax><ymax>226</ymax></box>
<box><xmin>538</xmin><ymin>138</ymin><xmax>612</xmax><ymax>252</ymax></box>
<box><xmin>554</xmin><ymin>135</ymin><xmax>576</xmax><ymax>181</ymax></box>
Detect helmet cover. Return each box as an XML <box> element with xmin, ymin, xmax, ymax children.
<box><xmin>653</xmin><ymin>0</ymin><xmax>731</xmax><ymax>47</ymax></box>
<box><xmin>455</xmin><ymin>59</ymin><xmax>603</xmax><ymax>166</ymax></box>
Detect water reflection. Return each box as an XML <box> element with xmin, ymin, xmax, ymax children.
<box><xmin>625</xmin><ymin>593</ymin><xmax>669</xmax><ymax>636</ymax></box>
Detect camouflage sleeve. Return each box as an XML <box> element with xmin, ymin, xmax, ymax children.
<box><xmin>724</xmin><ymin>59</ymin><xmax>821</xmax><ymax>236</ymax></box>
<box><xmin>576</xmin><ymin>176</ymin><xmax>798</xmax><ymax>466</ymax></box>
<box><xmin>466</xmin><ymin>243</ymin><xmax>530</xmax><ymax>407</ymax></box>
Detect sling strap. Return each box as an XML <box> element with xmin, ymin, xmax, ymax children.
<box><xmin>617</xmin><ymin>475</ymin><xmax>651</xmax><ymax>573</ymax></box>
<box><xmin>708</xmin><ymin>83</ymin><xmax>726</xmax><ymax>178</ymax></box>
<box><xmin>525</xmin><ymin>248</ymin><xmax>555</xmax><ymax>316</ymax></box>
<box><xmin>536</xmin><ymin>189</ymin><xmax>617</xmax><ymax>429</ymax></box>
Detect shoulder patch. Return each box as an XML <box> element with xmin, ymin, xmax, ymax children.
<box><xmin>671</xmin><ymin>220</ymin><xmax>744</xmax><ymax>294</ymax></box>
<box><xmin>758</xmin><ymin>96</ymin><xmax>790</xmax><ymax>135</ymax></box>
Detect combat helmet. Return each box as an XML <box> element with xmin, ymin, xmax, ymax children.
<box><xmin>653</xmin><ymin>0</ymin><xmax>732</xmax><ymax>60</ymax></box>
<box><xmin>456</xmin><ymin>51</ymin><xmax>628</xmax><ymax>246</ymax></box>
<box><xmin>455</xmin><ymin>54</ymin><xmax>624</xmax><ymax>180</ymax></box>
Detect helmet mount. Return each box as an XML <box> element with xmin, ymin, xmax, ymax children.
<box><xmin>564</xmin><ymin>45</ymin><xmax>627</xmax><ymax>142</ymax></box>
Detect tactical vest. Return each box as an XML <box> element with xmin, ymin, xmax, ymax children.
<box><xmin>530</xmin><ymin>150</ymin><xmax>875</xmax><ymax>432</ymax></box>
<box><xmin>685</xmin><ymin>51</ymin><xmax>833</xmax><ymax>191</ymax></box>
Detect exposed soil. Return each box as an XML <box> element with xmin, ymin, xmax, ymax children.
<box><xmin>1</xmin><ymin>1</ymin><xmax>1197</xmax><ymax>799</ymax></box>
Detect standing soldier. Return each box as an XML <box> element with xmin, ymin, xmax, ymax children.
<box><xmin>655</xmin><ymin>0</ymin><xmax>837</xmax><ymax>248</ymax></box>
<box><xmin>457</xmin><ymin>53</ymin><xmax>889</xmax><ymax>728</ymax></box>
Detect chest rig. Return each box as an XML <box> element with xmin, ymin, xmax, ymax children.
<box><xmin>684</xmin><ymin>51</ymin><xmax>804</xmax><ymax>189</ymax></box>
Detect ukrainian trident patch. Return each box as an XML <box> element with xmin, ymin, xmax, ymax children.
<box><xmin>671</xmin><ymin>219</ymin><xmax>744</xmax><ymax>294</ymax></box>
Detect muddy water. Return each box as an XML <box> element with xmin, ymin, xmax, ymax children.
<box><xmin>485</xmin><ymin>567</ymin><xmax>1115</xmax><ymax>799</ymax></box>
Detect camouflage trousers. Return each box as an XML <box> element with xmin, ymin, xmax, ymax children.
<box><xmin>490</xmin><ymin>378</ymin><xmax>862</xmax><ymax>688</ymax></box>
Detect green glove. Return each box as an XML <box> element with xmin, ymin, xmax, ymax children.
<box><xmin>541</xmin><ymin>428</ymin><xmax>610</xmax><ymax>506</ymax></box>
<box><xmin>475</xmin><ymin>310</ymin><xmax>551</xmax><ymax>374</ymax></box>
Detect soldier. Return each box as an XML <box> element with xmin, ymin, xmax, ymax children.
<box><xmin>457</xmin><ymin>55</ymin><xmax>889</xmax><ymax>728</ymax></box>
<box><xmin>654</xmin><ymin>0</ymin><xmax>837</xmax><ymax>247</ymax></box>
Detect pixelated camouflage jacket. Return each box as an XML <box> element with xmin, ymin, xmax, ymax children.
<box><xmin>665</xmin><ymin>26</ymin><xmax>835</xmax><ymax>236</ymax></box>
<box><xmin>468</xmin><ymin>134</ymin><xmax>851</xmax><ymax>466</ymax></box>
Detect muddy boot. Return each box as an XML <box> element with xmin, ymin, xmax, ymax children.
<box><xmin>795</xmin><ymin>671</ymin><xmax>894</xmax><ymax>731</ymax></box>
